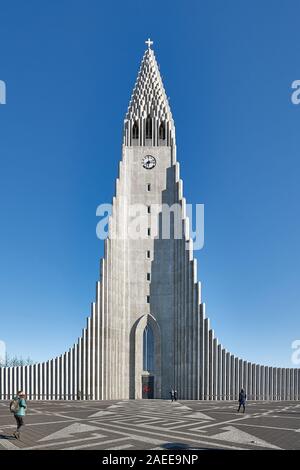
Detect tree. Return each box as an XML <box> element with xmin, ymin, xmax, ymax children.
<box><xmin>0</xmin><ymin>354</ymin><xmax>36</xmax><ymax>367</ymax></box>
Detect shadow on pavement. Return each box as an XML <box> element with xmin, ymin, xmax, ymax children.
<box><xmin>161</xmin><ymin>442</ymin><xmax>219</xmax><ymax>450</ymax></box>
<box><xmin>0</xmin><ymin>433</ymin><xmax>15</xmax><ymax>440</ymax></box>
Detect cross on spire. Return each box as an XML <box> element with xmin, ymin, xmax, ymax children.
<box><xmin>145</xmin><ymin>38</ymin><xmax>153</xmax><ymax>49</ymax></box>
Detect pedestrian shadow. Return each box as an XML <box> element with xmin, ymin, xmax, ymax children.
<box><xmin>0</xmin><ymin>433</ymin><xmax>15</xmax><ymax>440</ymax></box>
<box><xmin>161</xmin><ymin>442</ymin><xmax>217</xmax><ymax>450</ymax></box>
<box><xmin>162</xmin><ymin>443</ymin><xmax>190</xmax><ymax>449</ymax></box>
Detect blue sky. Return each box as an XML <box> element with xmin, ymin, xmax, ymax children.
<box><xmin>0</xmin><ymin>0</ymin><xmax>299</xmax><ymax>367</ymax></box>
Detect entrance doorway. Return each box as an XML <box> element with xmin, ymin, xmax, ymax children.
<box><xmin>142</xmin><ymin>375</ymin><xmax>154</xmax><ymax>399</ymax></box>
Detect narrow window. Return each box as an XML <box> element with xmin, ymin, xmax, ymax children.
<box><xmin>147</xmin><ymin>205</ymin><xmax>151</xmax><ymax>213</ymax></box>
<box><xmin>147</xmin><ymin>295</ymin><xmax>150</xmax><ymax>304</ymax></box>
<box><xmin>147</xmin><ymin>184</ymin><xmax>151</xmax><ymax>191</ymax></box>
<box><xmin>147</xmin><ymin>273</ymin><xmax>151</xmax><ymax>281</ymax></box>
<box><xmin>143</xmin><ymin>325</ymin><xmax>154</xmax><ymax>371</ymax></box>
<box><xmin>159</xmin><ymin>121</ymin><xmax>166</xmax><ymax>140</ymax></box>
<box><xmin>145</xmin><ymin>115</ymin><xmax>152</xmax><ymax>139</ymax></box>
<box><xmin>148</xmin><ymin>228</ymin><xmax>151</xmax><ymax>236</ymax></box>
<box><xmin>132</xmin><ymin>121</ymin><xmax>139</xmax><ymax>139</ymax></box>
<box><xmin>147</xmin><ymin>250</ymin><xmax>150</xmax><ymax>258</ymax></box>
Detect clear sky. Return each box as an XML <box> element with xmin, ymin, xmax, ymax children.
<box><xmin>0</xmin><ymin>0</ymin><xmax>299</xmax><ymax>367</ymax></box>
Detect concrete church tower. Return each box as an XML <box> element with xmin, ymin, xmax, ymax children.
<box><xmin>102</xmin><ymin>38</ymin><xmax>197</xmax><ymax>399</ymax></box>
<box><xmin>0</xmin><ymin>41</ymin><xmax>299</xmax><ymax>401</ymax></box>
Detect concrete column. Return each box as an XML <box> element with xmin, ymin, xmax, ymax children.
<box><xmin>272</xmin><ymin>368</ymin><xmax>276</xmax><ymax>400</ymax></box>
<box><xmin>15</xmin><ymin>367</ymin><xmax>19</xmax><ymax>395</ymax></box>
<box><xmin>213</xmin><ymin>338</ymin><xmax>218</xmax><ymax>400</ymax></box>
<box><xmin>59</xmin><ymin>356</ymin><xmax>64</xmax><ymax>400</ymax></box>
<box><xmin>278</xmin><ymin>368</ymin><xmax>282</xmax><ymax>400</ymax></box>
<box><xmin>11</xmin><ymin>367</ymin><xmax>14</xmax><ymax>399</ymax></box>
<box><xmin>17</xmin><ymin>367</ymin><xmax>21</xmax><ymax>393</ymax></box>
<box><xmin>230</xmin><ymin>355</ymin><xmax>235</xmax><ymax>401</ymax></box>
<box><xmin>286</xmin><ymin>369</ymin><xmax>290</xmax><ymax>400</ymax></box>
<box><xmin>260</xmin><ymin>366</ymin><xmax>265</xmax><ymax>400</ymax></box>
<box><xmin>46</xmin><ymin>362</ymin><xmax>50</xmax><ymax>400</ymax></box>
<box><xmin>91</xmin><ymin>304</ymin><xmax>96</xmax><ymax>400</ymax></box>
<box><xmin>42</xmin><ymin>362</ymin><xmax>48</xmax><ymax>400</ymax></box>
<box><xmin>268</xmin><ymin>367</ymin><xmax>272</xmax><ymax>400</ymax></box>
<box><xmin>3</xmin><ymin>369</ymin><xmax>6</xmax><ymax>400</ymax></box>
<box><xmin>64</xmin><ymin>352</ymin><xmax>69</xmax><ymax>400</ymax></box>
<box><xmin>86</xmin><ymin>318</ymin><xmax>91</xmax><ymax>400</ymax></box>
<box><xmin>222</xmin><ymin>348</ymin><xmax>226</xmax><ymax>400</ymax></box>
<box><xmin>7</xmin><ymin>368</ymin><xmax>10</xmax><ymax>399</ymax></box>
<box><xmin>247</xmin><ymin>363</ymin><xmax>252</xmax><ymax>401</ymax></box>
<box><xmin>243</xmin><ymin>361</ymin><xmax>248</xmax><ymax>398</ymax></box>
<box><xmin>217</xmin><ymin>344</ymin><xmax>222</xmax><ymax>400</ymax></box>
<box><xmin>290</xmin><ymin>369</ymin><xmax>294</xmax><ymax>401</ymax></box>
<box><xmin>0</xmin><ymin>368</ymin><xmax>3</xmax><ymax>399</ymax></box>
<box><xmin>239</xmin><ymin>359</ymin><xmax>243</xmax><ymax>393</ymax></box>
<box><xmin>199</xmin><ymin>305</ymin><xmax>205</xmax><ymax>400</ymax></box>
<box><xmin>21</xmin><ymin>366</ymin><xmax>25</xmax><ymax>393</ymax></box>
<box><xmin>37</xmin><ymin>363</ymin><xmax>41</xmax><ymax>400</ymax></box>
<box><xmin>204</xmin><ymin>318</ymin><xmax>209</xmax><ymax>400</ymax></box>
<box><xmin>82</xmin><ymin>331</ymin><xmax>87</xmax><ymax>400</ymax></box>
<box><xmin>226</xmin><ymin>352</ymin><xmax>230</xmax><ymax>400</ymax></box>
<box><xmin>235</xmin><ymin>358</ymin><xmax>239</xmax><ymax>400</ymax></box>
<box><xmin>50</xmin><ymin>359</ymin><xmax>54</xmax><ymax>400</ymax></box>
<box><xmin>77</xmin><ymin>338</ymin><xmax>82</xmax><ymax>400</ymax></box>
<box><xmin>265</xmin><ymin>366</ymin><xmax>269</xmax><ymax>400</ymax></box>
<box><xmin>208</xmin><ymin>329</ymin><xmax>213</xmax><ymax>400</ymax></box>
<box><xmin>282</xmin><ymin>368</ymin><xmax>286</xmax><ymax>400</ymax></box>
<box><xmin>277</xmin><ymin>368</ymin><xmax>281</xmax><ymax>400</ymax></box>
<box><xmin>274</xmin><ymin>368</ymin><xmax>277</xmax><ymax>400</ymax></box>
<box><xmin>73</xmin><ymin>345</ymin><xmax>77</xmax><ymax>400</ymax></box>
<box><xmin>68</xmin><ymin>349</ymin><xmax>72</xmax><ymax>400</ymax></box>
<box><xmin>25</xmin><ymin>366</ymin><xmax>29</xmax><ymax>396</ymax></box>
<box><xmin>191</xmin><ymin>276</ymin><xmax>199</xmax><ymax>400</ymax></box>
<box><xmin>252</xmin><ymin>364</ymin><xmax>256</xmax><ymax>400</ymax></box>
<box><xmin>42</xmin><ymin>362</ymin><xmax>47</xmax><ymax>400</ymax></box>
<box><xmin>55</xmin><ymin>357</ymin><xmax>60</xmax><ymax>400</ymax></box>
<box><xmin>96</xmin><ymin>282</ymin><xmax>101</xmax><ymax>401</ymax></box>
<box><xmin>100</xmin><ymin>261</ymin><xmax>105</xmax><ymax>400</ymax></box>
<box><xmin>8</xmin><ymin>368</ymin><xmax>12</xmax><ymax>399</ymax></box>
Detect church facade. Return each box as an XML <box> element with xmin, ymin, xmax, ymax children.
<box><xmin>1</xmin><ymin>42</ymin><xmax>299</xmax><ymax>401</ymax></box>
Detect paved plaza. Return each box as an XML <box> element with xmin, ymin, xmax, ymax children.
<box><xmin>0</xmin><ymin>400</ymin><xmax>299</xmax><ymax>450</ymax></box>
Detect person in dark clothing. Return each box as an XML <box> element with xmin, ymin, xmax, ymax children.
<box><xmin>174</xmin><ymin>390</ymin><xmax>178</xmax><ymax>401</ymax></box>
<box><xmin>237</xmin><ymin>389</ymin><xmax>246</xmax><ymax>413</ymax></box>
<box><xmin>170</xmin><ymin>389</ymin><xmax>175</xmax><ymax>402</ymax></box>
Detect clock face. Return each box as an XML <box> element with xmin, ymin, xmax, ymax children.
<box><xmin>142</xmin><ymin>155</ymin><xmax>156</xmax><ymax>170</ymax></box>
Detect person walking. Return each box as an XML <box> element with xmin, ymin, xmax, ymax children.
<box><xmin>10</xmin><ymin>390</ymin><xmax>27</xmax><ymax>439</ymax></box>
<box><xmin>170</xmin><ymin>389</ymin><xmax>175</xmax><ymax>402</ymax></box>
<box><xmin>237</xmin><ymin>388</ymin><xmax>246</xmax><ymax>413</ymax></box>
<box><xmin>174</xmin><ymin>390</ymin><xmax>178</xmax><ymax>401</ymax></box>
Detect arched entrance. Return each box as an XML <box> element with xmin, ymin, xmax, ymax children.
<box><xmin>130</xmin><ymin>314</ymin><xmax>161</xmax><ymax>399</ymax></box>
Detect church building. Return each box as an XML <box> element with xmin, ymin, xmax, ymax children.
<box><xmin>0</xmin><ymin>41</ymin><xmax>299</xmax><ymax>401</ymax></box>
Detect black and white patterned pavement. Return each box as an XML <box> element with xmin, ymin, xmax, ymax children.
<box><xmin>0</xmin><ymin>400</ymin><xmax>299</xmax><ymax>450</ymax></box>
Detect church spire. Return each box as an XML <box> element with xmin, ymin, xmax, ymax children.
<box><xmin>123</xmin><ymin>40</ymin><xmax>176</xmax><ymax>147</ymax></box>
